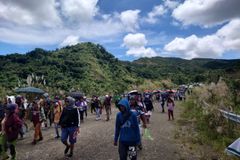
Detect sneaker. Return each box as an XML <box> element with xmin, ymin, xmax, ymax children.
<box><xmin>55</xmin><ymin>136</ymin><xmax>60</xmax><ymax>139</ymax></box>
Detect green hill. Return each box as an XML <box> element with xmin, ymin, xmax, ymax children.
<box><xmin>0</xmin><ymin>43</ymin><xmax>138</xmax><ymax>95</ymax></box>
<box><xmin>125</xmin><ymin>57</ymin><xmax>240</xmax><ymax>85</ymax></box>
<box><xmin>0</xmin><ymin>42</ymin><xmax>239</xmax><ymax>95</ymax></box>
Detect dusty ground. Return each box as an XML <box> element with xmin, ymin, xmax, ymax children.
<box><xmin>15</xmin><ymin>102</ymin><xmax>193</xmax><ymax>160</ymax></box>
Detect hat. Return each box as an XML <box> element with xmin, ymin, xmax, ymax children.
<box><xmin>7</xmin><ymin>104</ymin><xmax>17</xmax><ymax>112</ymax></box>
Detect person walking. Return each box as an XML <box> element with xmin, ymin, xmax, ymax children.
<box><xmin>92</xmin><ymin>96</ymin><xmax>102</xmax><ymax>121</ymax></box>
<box><xmin>4</xmin><ymin>104</ymin><xmax>22</xmax><ymax>160</ymax></box>
<box><xmin>90</xmin><ymin>96</ymin><xmax>96</xmax><ymax>114</ymax></box>
<box><xmin>53</xmin><ymin>100</ymin><xmax>62</xmax><ymax>139</ymax></box>
<box><xmin>166</xmin><ymin>97</ymin><xmax>175</xmax><ymax>120</ymax></box>
<box><xmin>15</xmin><ymin>95</ymin><xmax>26</xmax><ymax>139</ymax></box>
<box><xmin>160</xmin><ymin>93</ymin><xmax>166</xmax><ymax>113</ymax></box>
<box><xmin>129</xmin><ymin>96</ymin><xmax>147</xmax><ymax>150</ymax></box>
<box><xmin>59</xmin><ymin>97</ymin><xmax>80</xmax><ymax>158</ymax></box>
<box><xmin>114</xmin><ymin>98</ymin><xmax>140</xmax><ymax>160</ymax></box>
<box><xmin>143</xmin><ymin>96</ymin><xmax>154</xmax><ymax>112</ymax></box>
<box><xmin>103</xmin><ymin>95</ymin><xmax>111</xmax><ymax>121</ymax></box>
<box><xmin>75</xmin><ymin>97</ymin><xmax>85</xmax><ymax>122</ymax></box>
<box><xmin>83</xmin><ymin>96</ymin><xmax>88</xmax><ymax>118</ymax></box>
<box><xmin>31</xmin><ymin>100</ymin><xmax>46</xmax><ymax>145</ymax></box>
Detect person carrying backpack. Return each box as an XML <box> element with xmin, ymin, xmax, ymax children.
<box><xmin>114</xmin><ymin>98</ymin><xmax>140</xmax><ymax>160</ymax></box>
<box><xmin>4</xmin><ymin>104</ymin><xmax>22</xmax><ymax>160</ymax></box>
<box><xmin>59</xmin><ymin>97</ymin><xmax>80</xmax><ymax>158</ymax></box>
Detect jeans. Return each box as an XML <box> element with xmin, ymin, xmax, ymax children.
<box><xmin>61</xmin><ymin>127</ymin><xmax>78</xmax><ymax>144</ymax></box>
<box><xmin>96</xmin><ymin>108</ymin><xmax>101</xmax><ymax>120</ymax></box>
<box><xmin>54</xmin><ymin>123</ymin><xmax>60</xmax><ymax>137</ymax></box>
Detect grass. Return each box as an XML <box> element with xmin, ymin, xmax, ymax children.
<box><xmin>177</xmin><ymin>97</ymin><xmax>240</xmax><ymax>159</ymax></box>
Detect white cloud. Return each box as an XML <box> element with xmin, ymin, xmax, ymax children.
<box><xmin>120</xmin><ymin>10</ymin><xmax>140</xmax><ymax>32</ymax></box>
<box><xmin>127</xmin><ymin>47</ymin><xmax>157</xmax><ymax>58</ymax></box>
<box><xmin>123</xmin><ymin>33</ymin><xmax>147</xmax><ymax>48</ymax></box>
<box><xmin>217</xmin><ymin>19</ymin><xmax>240</xmax><ymax>50</ymax></box>
<box><xmin>172</xmin><ymin>0</ymin><xmax>240</xmax><ymax>27</ymax></box>
<box><xmin>0</xmin><ymin>26</ymin><xmax>65</xmax><ymax>45</ymax></box>
<box><xmin>164</xmin><ymin>19</ymin><xmax>240</xmax><ymax>59</ymax></box>
<box><xmin>164</xmin><ymin>0</ymin><xmax>179</xmax><ymax>9</ymax></box>
<box><xmin>123</xmin><ymin>33</ymin><xmax>158</xmax><ymax>57</ymax></box>
<box><xmin>145</xmin><ymin>5</ymin><xmax>166</xmax><ymax>24</ymax></box>
<box><xmin>60</xmin><ymin>0</ymin><xmax>99</xmax><ymax>23</ymax></box>
<box><xmin>59</xmin><ymin>35</ymin><xmax>80</xmax><ymax>47</ymax></box>
<box><xmin>0</xmin><ymin>0</ymin><xmax>61</xmax><ymax>27</ymax></box>
<box><xmin>0</xmin><ymin>0</ymin><xmax>125</xmax><ymax>46</ymax></box>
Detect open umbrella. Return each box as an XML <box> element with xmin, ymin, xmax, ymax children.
<box><xmin>15</xmin><ymin>87</ymin><xmax>45</xmax><ymax>94</ymax></box>
<box><xmin>69</xmin><ymin>91</ymin><xmax>83</xmax><ymax>99</ymax></box>
<box><xmin>128</xmin><ymin>90</ymin><xmax>138</xmax><ymax>95</ymax></box>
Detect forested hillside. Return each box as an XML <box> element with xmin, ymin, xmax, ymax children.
<box><xmin>0</xmin><ymin>42</ymin><xmax>239</xmax><ymax>95</ymax></box>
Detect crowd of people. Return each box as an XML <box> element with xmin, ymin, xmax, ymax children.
<box><xmin>0</xmin><ymin>88</ymin><xmax>186</xmax><ymax>160</ymax></box>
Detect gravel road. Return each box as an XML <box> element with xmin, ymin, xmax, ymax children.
<box><xmin>15</xmin><ymin>102</ymin><xmax>187</xmax><ymax>160</ymax></box>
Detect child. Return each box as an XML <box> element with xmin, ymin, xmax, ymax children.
<box><xmin>167</xmin><ymin>98</ymin><xmax>175</xmax><ymax>120</ymax></box>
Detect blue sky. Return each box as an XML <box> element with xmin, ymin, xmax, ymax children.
<box><xmin>0</xmin><ymin>0</ymin><xmax>239</xmax><ymax>60</ymax></box>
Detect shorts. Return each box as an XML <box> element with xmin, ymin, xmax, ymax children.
<box><xmin>61</xmin><ymin>127</ymin><xmax>78</xmax><ymax>144</ymax></box>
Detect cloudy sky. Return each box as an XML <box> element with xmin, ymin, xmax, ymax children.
<box><xmin>0</xmin><ymin>0</ymin><xmax>240</xmax><ymax>60</ymax></box>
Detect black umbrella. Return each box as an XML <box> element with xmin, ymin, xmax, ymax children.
<box><xmin>15</xmin><ymin>87</ymin><xmax>45</xmax><ymax>94</ymax></box>
<box><xmin>69</xmin><ymin>91</ymin><xmax>83</xmax><ymax>99</ymax></box>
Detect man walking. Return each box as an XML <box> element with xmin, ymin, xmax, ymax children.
<box><xmin>59</xmin><ymin>97</ymin><xmax>80</xmax><ymax>158</ymax></box>
<box><xmin>103</xmin><ymin>95</ymin><xmax>111</xmax><ymax>121</ymax></box>
<box><xmin>114</xmin><ymin>98</ymin><xmax>140</xmax><ymax>160</ymax></box>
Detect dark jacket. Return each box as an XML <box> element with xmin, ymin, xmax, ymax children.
<box><xmin>59</xmin><ymin>97</ymin><xmax>80</xmax><ymax>128</ymax></box>
<box><xmin>59</xmin><ymin>107</ymin><xmax>80</xmax><ymax>128</ymax></box>
<box><xmin>144</xmin><ymin>98</ymin><xmax>154</xmax><ymax>111</ymax></box>
<box><xmin>92</xmin><ymin>99</ymin><xmax>101</xmax><ymax>108</ymax></box>
<box><xmin>5</xmin><ymin>112</ymin><xmax>22</xmax><ymax>142</ymax></box>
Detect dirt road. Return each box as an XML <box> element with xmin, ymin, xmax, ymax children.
<box><xmin>16</xmin><ymin>102</ymin><xmax>188</xmax><ymax>160</ymax></box>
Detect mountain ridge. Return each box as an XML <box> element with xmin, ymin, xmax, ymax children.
<box><xmin>0</xmin><ymin>42</ymin><xmax>239</xmax><ymax>95</ymax></box>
